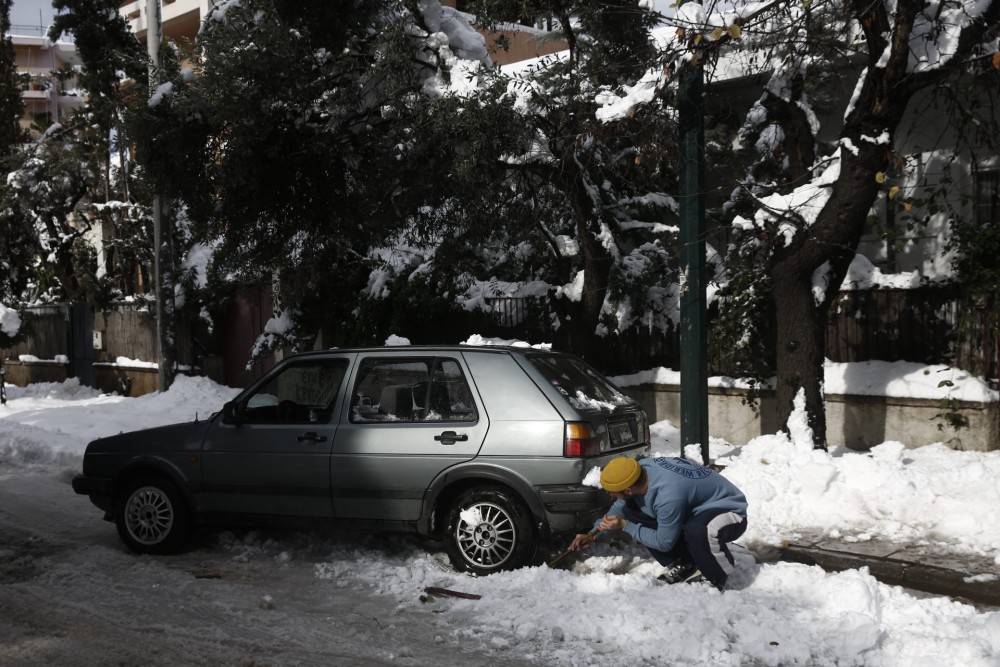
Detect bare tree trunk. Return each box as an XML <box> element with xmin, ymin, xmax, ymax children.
<box><xmin>768</xmin><ymin>146</ymin><xmax>882</xmax><ymax>445</ymax></box>
<box><xmin>564</xmin><ymin>155</ymin><xmax>613</xmax><ymax>363</ymax></box>
<box><xmin>771</xmin><ymin>263</ymin><xmax>829</xmax><ymax>445</ymax></box>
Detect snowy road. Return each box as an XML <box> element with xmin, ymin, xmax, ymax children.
<box><xmin>0</xmin><ymin>469</ymin><xmax>530</xmax><ymax>667</ymax></box>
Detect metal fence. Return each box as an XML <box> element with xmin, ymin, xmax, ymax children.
<box><xmin>3</xmin><ymin>288</ymin><xmax>996</xmax><ymax>388</ymax></box>
<box><xmin>485</xmin><ymin>288</ymin><xmax>1000</xmax><ymax>383</ymax></box>
<box><xmin>826</xmin><ymin>288</ymin><xmax>998</xmax><ymax>382</ymax></box>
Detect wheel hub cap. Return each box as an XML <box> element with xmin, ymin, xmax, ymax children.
<box><xmin>456</xmin><ymin>501</ymin><xmax>516</xmax><ymax>568</ymax></box>
<box><xmin>126</xmin><ymin>487</ymin><xmax>173</xmax><ymax>545</ymax></box>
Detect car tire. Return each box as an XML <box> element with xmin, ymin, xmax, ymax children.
<box><xmin>445</xmin><ymin>486</ymin><xmax>536</xmax><ymax>575</ymax></box>
<box><xmin>114</xmin><ymin>476</ymin><xmax>190</xmax><ymax>555</ymax></box>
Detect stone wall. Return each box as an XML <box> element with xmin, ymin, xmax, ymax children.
<box><xmin>623</xmin><ymin>384</ymin><xmax>999</xmax><ymax>452</ymax></box>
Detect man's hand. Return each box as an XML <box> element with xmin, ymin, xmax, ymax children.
<box><xmin>598</xmin><ymin>514</ymin><xmax>626</xmax><ymax>532</ymax></box>
<box><xmin>569</xmin><ymin>532</ymin><xmax>596</xmax><ymax>551</ymax></box>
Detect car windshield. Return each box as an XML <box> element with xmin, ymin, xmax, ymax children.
<box><xmin>526</xmin><ymin>355</ymin><xmax>632</xmax><ymax>412</ymax></box>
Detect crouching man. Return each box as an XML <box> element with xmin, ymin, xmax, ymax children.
<box><xmin>570</xmin><ymin>456</ymin><xmax>750</xmax><ymax>590</ymax></box>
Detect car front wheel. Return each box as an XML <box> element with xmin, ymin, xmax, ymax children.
<box><xmin>445</xmin><ymin>486</ymin><xmax>536</xmax><ymax>575</ymax></box>
<box><xmin>114</xmin><ymin>477</ymin><xmax>189</xmax><ymax>555</ymax></box>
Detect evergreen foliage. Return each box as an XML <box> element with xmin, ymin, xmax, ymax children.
<box><xmin>0</xmin><ymin>1</ymin><xmax>149</xmax><ymax>308</ymax></box>
<box><xmin>364</xmin><ymin>0</ymin><xmax>682</xmax><ymax>362</ymax></box>
<box><xmin>0</xmin><ymin>0</ymin><xmax>30</xmax><ymax>339</ymax></box>
<box><xmin>149</xmin><ymin>0</ymin><xmax>501</xmax><ymax>355</ymax></box>
<box><xmin>3</xmin><ymin>0</ymin><xmax>998</xmax><ymax>424</ymax></box>
<box><xmin>0</xmin><ymin>0</ymin><xmax>24</xmax><ymax>164</ymax></box>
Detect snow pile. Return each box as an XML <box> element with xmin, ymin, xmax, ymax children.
<box><xmin>385</xmin><ymin>334</ymin><xmax>412</xmax><ymax>346</ymax></box>
<box><xmin>0</xmin><ymin>302</ymin><xmax>20</xmax><ymax>337</ymax></box>
<box><xmin>722</xmin><ymin>436</ymin><xmax>1000</xmax><ymax>559</ymax></box>
<box><xmin>841</xmin><ymin>254</ymin><xmax>924</xmax><ymax>289</ymax></box>
<box><xmin>461</xmin><ymin>333</ymin><xmax>552</xmax><ymax>349</ymax></box>
<box><xmin>0</xmin><ymin>375</ymin><xmax>239</xmax><ymax>466</ymax></box>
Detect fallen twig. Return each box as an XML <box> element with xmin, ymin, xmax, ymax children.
<box><xmin>423</xmin><ymin>586</ymin><xmax>482</xmax><ymax>600</ymax></box>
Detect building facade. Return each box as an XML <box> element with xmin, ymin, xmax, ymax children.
<box><xmin>118</xmin><ymin>0</ymin><xmax>212</xmax><ymax>47</ymax></box>
<box><xmin>118</xmin><ymin>0</ymin><xmax>564</xmax><ymax>66</ymax></box>
<box><xmin>11</xmin><ymin>34</ymin><xmax>82</xmax><ymax>141</ymax></box>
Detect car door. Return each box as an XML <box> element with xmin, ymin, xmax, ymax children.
<box><xmin>330</xmin><ymin>352</ymin><xmax>488</xmax><ymax>521</ymax></box>
<box><xmin>199</xmin><ymin>355</ymin><xmax>353</xmax><ymax>517</ymax></box>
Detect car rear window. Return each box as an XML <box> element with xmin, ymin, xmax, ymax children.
<box><xmin>526</xmin><ymin>355</ymin><xmax>632</xmax><ymax>412</ymax></box>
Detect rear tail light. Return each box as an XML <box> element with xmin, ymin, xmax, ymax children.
<box><xmin>565</xmin><ymin>422</ymin><xmax>600</xmax><ymax>457</ymax></box>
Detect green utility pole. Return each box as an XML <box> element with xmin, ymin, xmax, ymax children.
<box><xmin>678</xmin><ymin>47</ymin><xmax>710</xmax><ymax>464</ymax></box>
<box><xmin>146</xmin><ymin>0</ymin><xmax>174</xmax><ymax>391</ymax></box>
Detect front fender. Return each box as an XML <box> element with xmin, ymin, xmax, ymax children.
<box><xmin>109</xmin><ymin>455</ymin><xmax>200</xmax><ymax>515</ymax></box>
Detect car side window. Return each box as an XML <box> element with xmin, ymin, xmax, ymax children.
<box><xmin>243</xmin><ymin>359</ymin><xmax>348</xmax><ymax>424</ymax></box>
<box><xmin>350</xmin><ymin>357</ymin><xmax>477</xmax><ymax>423</ymax></box>
<box><xmin>427</xmin><ymin>358</ymin><xmax>477</xmax><ymax>421</ymax></box>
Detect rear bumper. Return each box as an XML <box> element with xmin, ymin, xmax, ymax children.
<box><xmin>537</xmin><ymin>484</ymin><xmax>611</xmax><ymax>535</ymax></box>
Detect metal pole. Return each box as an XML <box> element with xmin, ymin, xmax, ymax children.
<box><xmin>678</xmin><ymin>46</ymin><xmax>709</xmax><ymax>464</ymax></box>
<box><xmin>146</xmin><ymin>0</ymin><xmax>172</xmax><ymax>391</ymax></box>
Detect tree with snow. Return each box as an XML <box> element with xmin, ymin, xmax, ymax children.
<box><xmin>0</xmin><ymin>0</ymin><xmax>29</xmax><ymax>342</ymax></box>
<box><xmin>0</xmin><ymin>0</ymin><xmax>151</xmax><ymax>309</ymax></box>
<box><xmin>397</xmin><ymin>0</ymin><xmax>685</xmax><ymax>361</ymax></box>
<box><xmin>153</xmin><ymin>0</ymin><xmax>500</xmax><ymax>359</ymax></box>
<box><xmin>639</xmin><ymin>0</ymin><xmax>1000</xmax><ymax>446</ymax></box>
<box><xmin>0</xmin><ymin>0</ymin><xmax>23</xmax><ymax>162</ymax></box>
<box><xmin>47</xmin><ymin>0</ymin><xmax>153</xmax><ymax>299</ymax></box>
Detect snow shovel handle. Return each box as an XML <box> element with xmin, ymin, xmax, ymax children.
<box><xmin>547</xmin><ymin>528</ymin><xmax>600</xmax><ymax>567</ymax></box>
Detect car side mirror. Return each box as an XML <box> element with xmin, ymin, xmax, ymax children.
<box><xmin>222</xmin><ymin>400</ymin><xmax>244</xmax><ymax>425</ymax></box>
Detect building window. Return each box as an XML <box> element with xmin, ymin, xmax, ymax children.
<box><xmin>975</xmin><ymin>169</ymin><xmax>1000</xmax><ymax>227</ymax></box>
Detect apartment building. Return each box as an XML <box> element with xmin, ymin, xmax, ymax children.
<box><xmin>118</xmin><ymin>0</ymin><xmax>213</xmax><ymax>46</ymax></box>
<box><xmin>11</xmin><ymin>33</ymin><xmax>82</xmax><ymax>141</ymax></box>
<box><xmin>118</xmin><ymin>0</ymin><xmax>564</xmax><ymax>66</ymax></box>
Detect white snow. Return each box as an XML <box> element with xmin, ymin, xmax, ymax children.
<box><xmin>1</xmin><ymin>364</ymin><xmax>998</xmax><ymax>665</ymax></box>
<box><xmin>461</xmin><ymin>333</ymin><xmax>551</xmax><ymax>350</ymax></box>
<box><xmin>385</xmin><ymin>334</ymin><xmax>412</xmax><ymax>346</ymax></box>
<box><xmin>840</xmin><ymin>253</ymin><xmax>925</xmax><ymax>290</ymax></box>
<box><xmin>0</xmin><ymin>302</ymin><xmax>20</xmax><ymax>337</ymax></box>
<box><xmin>611</xmin><ymin>359</ymin><xmax>999</xmax><ymax>403</ymax></box>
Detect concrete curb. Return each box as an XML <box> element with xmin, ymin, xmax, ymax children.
<box><xmin>778</xmin><ymin>542</ymin><xmax>1000</xmax><ymax>607</ymax></box>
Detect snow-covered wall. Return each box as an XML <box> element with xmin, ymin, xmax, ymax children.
<box><xmin>615</xmin><ymin>361</ymin><xmax>999</xmax><ymax>452</ymax></box>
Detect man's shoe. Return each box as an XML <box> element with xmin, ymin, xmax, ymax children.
<box><xmin>657</xmin><ymin>560</ymin><xmax>700</xmax><ymax>584</ymax></box>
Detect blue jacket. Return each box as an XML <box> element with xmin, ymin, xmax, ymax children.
<box><xmin>596</xmin><ymin>457</ymin><xmax>748</xmax><ymax>553</ymax></box>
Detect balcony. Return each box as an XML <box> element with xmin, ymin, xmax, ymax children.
<box><xmin>119</xmin><ymin>0</ymin><xmax>204</xmax><ymax>45</ymax></box>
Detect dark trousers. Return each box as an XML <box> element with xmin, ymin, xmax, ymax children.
<box><xmin>622</xmin><ymin>501</ymin><xmax>747</xmax><ymax>589</ymax></box>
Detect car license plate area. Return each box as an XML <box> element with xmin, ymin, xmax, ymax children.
<box><xmin>609</xmin><ymin>419</ymin><xmax>636</xmax><ymax>448</ymax></box>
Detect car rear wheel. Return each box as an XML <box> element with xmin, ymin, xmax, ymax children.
<box><xmin>445</xmin><ymin>486</ymin><xmax>536</xmax><ymax>575</ymax></box>
<box><xmin>114</xmin><ymin>477</ymin><xmax>189</xmax><ymax>555</ymax></box>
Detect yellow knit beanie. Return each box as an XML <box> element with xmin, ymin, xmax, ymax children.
<box><xmin>600</xmin><ymin>458</ymin><xmax>641</xmax><ymax>492</ymax></box>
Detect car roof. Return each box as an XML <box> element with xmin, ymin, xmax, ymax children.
<box><xmin>286</xmin><ymin>345</ymin><xmax>564</xmax><ymax>358</ymax></box>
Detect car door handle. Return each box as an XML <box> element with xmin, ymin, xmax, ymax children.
<box><xmin>434</xmin><ymin>431</ymin><xmax>469</xmax><ymax>445</ymax></box>
<box><xmin>297</xmin><ymin>432</ymin><xmax>327</xmax><ymax>443</ymax></box>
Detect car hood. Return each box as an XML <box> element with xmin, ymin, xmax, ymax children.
<box><xmin>86</xmin><ymin>419</ymin><xmax>213</xmax><ymax>454</ymax></box>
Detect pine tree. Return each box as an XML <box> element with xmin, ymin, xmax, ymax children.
<box><xmin>161</xmin><ymin>0</ymin><xmax>499</xmax><ymax>355</ymax></box>
<box><xmin>446</xmin><ymin>1</ymin><xmax>679</xmax><ymax>361</ymax></box>
<box><xmin>0</xmin><ymin>0</ymin><xmax>149</xmax><ymax>306</ymax></box>
<box><xmin>0</xmin><ymin>0</ymin><xmax>31</xmax><ymax>339</ymax></box>
<box><xmin>0</xmin><ymin>0</ymin><xmax>24</xmax><ymax>164</ymax></box>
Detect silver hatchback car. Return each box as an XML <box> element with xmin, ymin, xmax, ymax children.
<box><xmin>73</xmin><ymin>345</ymin><xmax>651</xmax><ymax>574</ymax></box>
